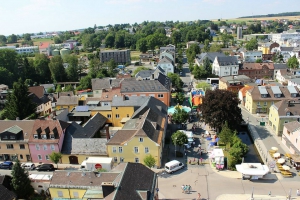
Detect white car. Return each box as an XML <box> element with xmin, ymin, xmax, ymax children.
<box><xmin>21</xmin><ymin>163</ymin><xmax>36</xmax><ymax>170</ymax></box>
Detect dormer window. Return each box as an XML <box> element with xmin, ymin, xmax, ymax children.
<box><xmin>10</xmin><ymin>136</ymin><xmax>15</xmax><ymax>139</ymax></box>
<box><xmin>33</xmin><ymin>135</ymin><xmax>38</xmax><ymax>139</ymax></box>
<box><xmin>291</xmin><ymin>93</ymin><xmax>297</xmax><ymax>97</ymax></box>
<box><xmin>274</xmin><ymin>94</ymin><xmax>281</xmax><ymax>98</ymax></box>
<box><xmin>261</xmin><ymin>94</ymin><xmax>267</xmax><ymax>98</ymax></box>
<box><xmin>42</xmin><ymin>135</ymin><xmax>47</xmax><ymax>139</ymax></box>
<box><xmin>3</xmin><ymin>136</ymin><xmax>8</xmax><ymax>139</ymax></box>
<box><xmin>50</xmin><ymin>134</ymin><xmax>55</xmax><ymax>139</ymax></box>
<box><xmin>286</xmin><ymin>112</ymin><xmax>291</xmax><ymax>116</ymax></box>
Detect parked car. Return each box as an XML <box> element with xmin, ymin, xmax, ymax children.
<box><xmin>21</xmin><ymin>163</ymin><xmax>36</xmax><ymax>170</ymax></box>
<box><xmin>36</xmin><ymin>164</ymin><xmax>55</xmax><ymax>171</ymax></box>
<box><xmin>0</xmin><ymin>161</ymin><xmax>13</xmax><ymax>170</ymax></box>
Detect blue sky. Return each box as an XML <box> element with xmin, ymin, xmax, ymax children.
<box><xmin>0</xmin><ymin>0</ymin><xmax>299</xmax><ymax>35</ymax></box>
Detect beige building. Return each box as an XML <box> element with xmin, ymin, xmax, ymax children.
<box><xmin>0</xmin><ymin>120</ymin><xmax>34</xmax><ymax>162</ymax></box>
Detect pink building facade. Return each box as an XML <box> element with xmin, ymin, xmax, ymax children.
<box><xmin>282</xmin><ymin>121</ymin><xmax>300</xmax><ymax>154</ymax></box>
<box><xmin>28</xmin><ymin>120</ymin><xmax>70</xmax><ymax>163</ymax></box>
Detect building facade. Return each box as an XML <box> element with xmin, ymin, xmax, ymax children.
<box><xmin>99</xmin><ymin>49</ymin><xmax>130</xmax><ymax>64</ymax></box>
<box><xmin>212</xmin><ymin>56</ymin><xmax>239</xmax><ymax>77</ymax></box>
<box><xmin>239</xmin><ymin>62</ymin><xmax>274</xmax><ymax>79</ymax></box>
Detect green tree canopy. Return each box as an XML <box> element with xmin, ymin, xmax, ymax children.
<box><xmin>136</xmin><ymin>38</ymin><xmax>148</xmax><ymax>53</ymax></box>
<box><xmin>186</xmin><ymin>44</ymin><xmax>200</xmax><ymax>64</ymax></box>
<box><xmin>245</xmin><ymin>38</ymin><xmax>258</xmax><ymax>51</ymax></box>
<box><xmin>34</xmin><ymin>53</ymin><xmax>51</xmax><ymax>84</ymax></box>
<box><xmin>218</xmin><ymin>122</ymin><xmax>235</xmax><ymax>149</ymax></box>
<box><xmin>49</xmin><ymin>152</ymin><xmax>62</xmax><ymax>168</ymax></box>
<box><xmin>65</xmin><ymin>54</ymin><xmax>79</xmax><ymax>81</ymax></box>
<box><xmin>144</xmin><ymin>154</ymin><xmax>156</xmax><ymax>168</ymax></box>
<box><xmin>11</xmin><ymin>159</ymin><xmax>34</xmax><ymax>199</ymax></box>
<box><xmin>196</xmin><ymin>82</ymin><xmax>211</xmax><ymax>91</ymax></box>
<box><xmin>133</xmin><ymin>66</ymin><xmax>149</xmax><ymax>76</ymax></box>
<box><xmin>287</xmin><ymin>55</ymin><xmax>299</xmax><ymax>69</ymax></box>
<box><xmin>4</xmin><ymin>79</ymin><xmax>36</xmax><ymax>120</ymax></box>
<box><xmin>167</xmin><ymin>73</ymin><xmax>183</xmax><ymax>90</ymax></box>
<box><xmin>171</xmin><ymin>130</ymin><xmax>188</xmax><ymax>151</ymax></box>
<box><xmin>172</xmin><ymin>107</ymin><xmax>189</xmax><ymax>124</ymax></box>
<box><xmin>49</xmin><ymin>55</ymin><xmax>67</xmax><ymax>82</ymax></box>
<box><xmin>7</xmin><ymin>34</ymin><xmax>17</xmax><ymax>43</ymax></box>
<box><xmin>199</xmin><ymin>89</ymin><xmax>243</xmax><ymax>131</ymax></box>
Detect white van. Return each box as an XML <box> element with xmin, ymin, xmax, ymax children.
<box><xmin>21</xmin><ymin>163</ymin><xmax>36</xmax><ymax>170</ymax></box>
<box><xmin>165</xmin><ymin>160</ymin><xmax>184</xmax><ymax>174</ymax></box>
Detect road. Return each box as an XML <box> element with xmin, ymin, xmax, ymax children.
<box><xmin>0</xmin><ymin>169</ymin><xmax>53</xmax><ymax>176</ymax></box>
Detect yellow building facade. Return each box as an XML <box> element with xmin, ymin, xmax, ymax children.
<box><xmin>107</xmin><ymin>136</ymin><xmax>162</xmax><ymax>167</ymax></box>
<box><xmin>111</xmin><ymin>106</ymin><xmax>135</xmax><ymax>127</ymax></box>
<box><xmin>49</xmin><ymin>188</ymin><xmax>87</xmax><ymax>199</ymax></box>
<box><xmin>245</xmin><ymin>93</ymin><xmax>274</xmax><ymax>114</ymax></box>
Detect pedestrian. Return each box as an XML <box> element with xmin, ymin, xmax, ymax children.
<box><xmin>197</xmin><ymin>193</ymin><xmax>201</xmax><ymax>200</ymax></box>
<box><xmin>185</xmin><ymin>185</ymin><xmax>188</xmax><ymax>194</ymax></box>
<box><xmin>200</xmin><ymin>157</ymin><xmax>203</xmax><ymax>165</ymax></box>
<box><xmin>297</xmin><ymin>189</ymin><xmax>300</xmax><ymax>196</ymax></box>
<box><xmin>188</xmin><ymin>185</ymin><xmax>191</xmax><ymax>194</ymax></box>
<box><xmin>181</xmin><ymin>184</ymin><xmax>185</xmax><ymax>193</ymax></box>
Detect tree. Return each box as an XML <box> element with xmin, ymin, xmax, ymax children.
<box><xmin>65</xmin><ymin>55</ymin><xmax>79</xmax><ymax>81</ymax></box>
<box><xmin>171</xmin><ymin>130</ymin><xmax>188</xmax><ymax>151</ymax></box>
<box><xmin>11</xmin><ymin>159</ymin><xmax>34</xmax><ymax>199</ymax></box>
<box><xmin>78</xmin><ymin>75</ymin><xmax>92</xmax><ymax>90</ymax></box>
<box><xmin>105</xmin><ymin>33</ymin><xmax>115</xmax><ymax>48</ymax></box>
<box><xmin>186</xmin><ymin>44</ymin><xmax>200</xmax><ymax>64</ymax></box>
<box><xmin>245</xmin><ymin>38</ymin><xmax>258</xmax><ymax>51</ymax></box>
<box><xmin>199</xmin><ymin>89</ymin><xmax>243</xmax><ymax>131</ymax></box>
<box><xmin>203</xmin><ymin>57</ymin><xmax>212</xmax><ymax>75</ymax></box>
<box><xmin>218</xmin><ymin>122</ymin><xmax>235</xmax><ymax>149</ymax></box>
<box><xmin>49</xmin><ymin>55</ymin><xmax>67</xmax><ymax>82</ymax></box>
<box><xmin>176</xmin><ymin>92</ymin><xmax>185</xmax><ymax>104</ymax></box>
<box><xmin>34</xmin><ymin>54</ymin><xmax>51</xmax><ymax>84</ymax></box>
<box><xmin>167</xmin><ymin>73</ymin><xmax>183</xmax><ymax>90</ymax></box>
<box><xmin>171</xmin><ymin>31</ymin><xmax>181</xmax><ymax>47</ymax></box>
<box><xmin>146</xmin><ymin>35</ymin><xmax>158</xmax><ymax>55</ymax></box>
<box><xmin>209</xmin><ymin>43</ymin><xmax>222</xmax><ymax>52</ymax></box>
<box><xmin>136</xmin><ymin>38</ymin><xmax>148</xmax><ymax>53</ymax></box>
<box><xmin>4</xmin><ymin>79</ymin><xmax>36</xmax><ymax>120</ymax></box>
<box><xmin>63</xmin><ymin>85</ymin><xmax>74</xmax><ymax>92</ymax></box>
<box><xmin>7</xmin><ymin>34</ymin><xmax>17</xmax><ymax>43</ymax></box>
<box><xmin>23</xmin><ymin>33</ymin><xmax>31</xmax><ymax>41</ymax></box>
<box><xmin>49</xmin><ymin>152</ymin><xmax>62</xmax><ymax>168</ymax></box>
<box><xmin>255</xmin><ymin>58</ymin><xmax>263</xmax><ymax>63</ymax></box>
<box><xmin>0</xmin><ymin>35</ymin><xmax>7</xmax><ymax>45</ymax></box>
<box><xmin>287</xmin><ymin>55</ymin><xmax>299</xmax><ymax>69</ymax></box>
<box><xmin>0</xmin><ymin>67</ymin><xmax>14</xmax><ymax>87</ymax></box>
<box><xmin>144</xmin><ymin>154</ymin><xmax>156</xmax><ymax>168</ymax></box>
<box><xmin>172</xmin><ymin>107</ymin><xmax>189</xmax><ymax>124</ymax></box>
<box><xmin>53</xmin><ymin>37</ymin><xmax>63</xmax><ymax>44</ymax></box>
<box><xmin>203</xmin><ymin>39</ymin><xmax>210</xmax><ymax>52</ymax></box>
<box><xmin>196</xmin><ymin>82</ymin><xmax>211</xmax><ymax>91</ymax></box>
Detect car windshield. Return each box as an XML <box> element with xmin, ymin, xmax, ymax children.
<box><xmin>165</xmin><ymin>166</ymin><xmax>169</xmax><ymax>170</ymax></box>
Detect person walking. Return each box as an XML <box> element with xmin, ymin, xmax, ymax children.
<box><xmin>188</xmin><ymin>185</ymin><xmax>191</xmax><ymax>194</ymax></box>
<box><xmin>297</xmin><ymin>189</ymin><xmax>300</xmax><ymax>196</ymax></box>
<box><xmin>181</xmin><ymin>184</ymin><xmax>185</xmax><ymax>193</ymax></box>
<box><xmin>197</xmin><ymin>193</ymin><xmax>201</xmax><ymax>200</ymax></box>
<box><xmin>200</xmin><ymin>157</ymin><xmax>203</xmax><ymax>165</ymax></box>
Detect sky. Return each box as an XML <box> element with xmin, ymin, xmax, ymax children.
<box><xmin>0</xmin><ymin>0</ymin><xmax>299</xmax><ymax>36</ymax></box>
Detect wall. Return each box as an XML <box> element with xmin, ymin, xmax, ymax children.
<box><xmin>91</xmin><ymin>110</ymin><xmax>113</xmax><ymax>124</ymax></box>
<box><xmin>0</xmin><ymin>142</ymin><xmax>31</xmax><ymax>162</ymax></box>
<box><xmin>282</xmin><ymin>126</ymin><xmax>300</xmax><ymax>154</ymax></box>
<box><xmin>107</xmin><ymin>137</ymin><xmax>161</xmax><ymax>167</ymax></box>
<box><xmin>56</xmin><ymin>105</ymin><xmax>76</xmax><ymax>112</ymax></box>
<box><xmin>31</xmin><ymin>181</ymin><xmax>50</xmax><ymax>194</ymax></box>
<box><xmin>49</xmin><ymin>188</ymin><xmax>71</xmax><ymax>199</ymax></box>
<box><xmin>29</xmin><ymin>143</ymin><xmax>59</xmax><ymax>163</ymax></box>
<box><xmin>111</xmin><ymin>106</ymin><xmax>135</xmax><ymax>127</ymax></box>
<box><xmin>122</xmin><ymin>92</ymin><xmax>170</xmax><ymax>106</ymax></box>
<box><xmin>61</xmin><ymin>154</ymin><xmax>101</xmax><ymax>165</ymax></box>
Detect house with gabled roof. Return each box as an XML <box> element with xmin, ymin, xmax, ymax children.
<box><xmin>106</xmin><ymin>96</ymin><xmax>167</xmax><ymax>168</ymax></box>
<box><xmin>29</xmin><ymin>93</ymin><xmax>52</xmax><ymax>116</ymax></box>
<box><xmin>212</xmin><ymin>56</ymin><xmax>239</xmax><ymax>77</ymax></box>
<box><xmin>195</xmin><ymin>52</ymin><xmax>226</xmax><ymax>66</ymax></box>
<box><xmin>156</xmin><ymin>56</ymin><xmax>174</xmax><ymax>74</ymax></box>
<box><xmin>120</xmin><ymin>73</ymin><xmax>171</xmax><ymax>106</ymax></box>
<box><xmin>49</xmin><ymin>162</ymin><xmax>157</xmax><ymax>200</ymax></box>
<box><xmin>282</xmin><ymin>121</ymin><xmax>300</xmax><ymax>154</ymax></box>
<box><xmin>0</xmin><ymin>120</ymin><xmax>35</xmax><ymax>162</ymax></box>
<box><xmin>135</xmin><ymin>67</ymin><xmax>165</xmax><ymax>80</ymax></box>
<box><xmin>60</xmin><ymin>113</ymin><xmax>108</xmax><ymax>164</ymax></box>
<box><xmin>0</xmin><ymin>175</ymin><xmax>16</xmax><ymax>200</ymax></box>
<box><xmin>55</xmin><ymin>96</ymin><xmax>78</xmax><ymax>111</ymax></box>
<box><xmin>28</xmin><ymin>119</ymin><xmax>70</xmax><ymax>163</ymax></box>
<box><xmin>91</xmin><ymin>78</ymin><xmax>123</xmax><ymax>97</ymax></box>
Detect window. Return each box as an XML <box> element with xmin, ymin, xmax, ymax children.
<box><xmin>35</xmin><ymin>144</ymin><xmax>40</xmax><ymax>150</ymax></box>
<box><xmin>116</xmin><ymin>114</ymin><xmax>120</xmax><ymax>118</ymax></box>
<box><xmin>42</xmin><ymin>134</ymin><xmax>47</xmax><ymax>139</ymax></box>
<box><xmin>107</xmin><ymin>114</ymin><xmax>111</xmax><ymax>118</ymax></box>
<box><xmin>10</xmin><ymin>136</ymin><xmax>15</xmax><ymax>139</ymax></box>
<box><xmin>51</xmin><ymin>145</ymin><xmax>55</xmax><ymax>151</ymax></box>
<box><xmin>286</xmin><ymin>112</ymin><xmax>290</xmax><ymax>116</ymax></box>
<box><xmin>57</xmin><ymin>191</ymin><xmax>63</xmax><ymax>197</ymax></box>
<box><xmin>34</xmin><ymin>134</ymin><xmax>38</xmax><ymax>139</ymax></box>
<box><xmin>2</xmin><ymin>136</ymin><xmax>8</xmax><ymax>139</ymax></box>
<box><xmin>257</xmin><ymin>102</ymin><xmax>260</xmax><ymax>106</ymax></box>
<box><xmin>158</xmin><ymin>94</ymin><xmax>164</xmax><ymax>98</ymax></box>
<box><xmin>135</xmin><ymin>158</ymin><xmax>139</xmax><ymax>163</ymax></box>
<box><xmin>104</xmin><ymin>103</ymin><xmax>109</xmax><ymax>106</ymax></box>
<box><xmin>116</xmin><ymin>107</ymin><xmax>118</xmax><ymax>109</ymax></box>
<box><xmin>145</xmin><ymin>147</ymin><xmax>149</xmax><ymax>153</ymax></box>
<box><xmin>20</xmin><ymin>154</ymin><xmax>23</xmax><ymax>159</ymax></box>
<box><xmin>6</xmin><ymin>144</ymin><xmax>13</xmax><ymax>149</ymax></box>
<box><xmin>264</xmin><ymin>102</ymin><xmax>267</xmax><ymax>106</ymax></box>
<box><xmin>19</xmin><ymin>144</ymin><xmax>25</xmax><ymax>149</ymax></box>
<box><xmin>120</xmin><ymin>157</ymin><xmax>124</xmax><ymax>162</ymax></box>
<box><xmin>127</xmin><ymin>114</ymin><xmax>130</xmax><ymax>117</ymax></box>
<box><xmin>73</xmin><ymin>192</ymin><xmax>79</xmax><ymax>198</ymax></box>
<box><xmin>284</xmin><ymin>121</ymin><xmax>289</xmax><ymax>123</ymax></box>
<box><xmin>50</xmin><ymin>134</ymin><xmax>55</xmax><ymax>139</ymax></box>
<box><xmin>38</xmin><ymin>155</ymin><xmax>42</xmax><ymax>160</ymax></box>
<box><xmin>45</xmin><ymin>155</ymin><xmax>49</xmax><ymax>160</ymax></box>
<box><xmin>114</xmin><ymin>157</ymin><xmax>118</xmax><ymax>162</ymax></box>
<box><xmin>139</xmin><ymin>138</ymin><xmax>143</xmax><ymax>142</ymax></box>
<box><xmin>43</xmin><ymin>144</ymin><xmax>47</xmax><ymax>150</ymax></box>
<box><xmin>134</xmin><ymin>147</ymin><xmax>139</xmax><ymax>153</ymax></box>
<box><xmin>112</xmin><ymin>147</ymin><xmax>116</xmax><ymax>153</ymax></box>
<box><xmin>119</xmin><ymin>147</ymin><xmax>123</xmax><ymax>153</ymax></box>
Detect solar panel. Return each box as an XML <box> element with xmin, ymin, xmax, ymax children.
<box><xmin>258</xmin><ymin>86</ymin><xmax>268</xmax><ymax>95</ymax></box>
<box><xmin>75</xmin><ymin>106</ymin><xmax>89</xmax><ymax>112</ymax></box>
<box><xmin>271</xmin><ymin>86</ymin><xmax>282</xmax><ymax>94</ymax></box>
<box><xmin>287</xmin><ymin>86</ymin><xmax>297</xmax><ymax>94</ymax></box>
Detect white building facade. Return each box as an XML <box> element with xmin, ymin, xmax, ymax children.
<box><xmin>212</xmin><ymin>56</ymin><xmax>239</xmax><ymax>77</ymax></box>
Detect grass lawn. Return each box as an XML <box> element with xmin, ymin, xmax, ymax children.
<box><xmin>32</xmin><ymin>38</ymin><xmax>54</xmax><ymax>46</ymax></box>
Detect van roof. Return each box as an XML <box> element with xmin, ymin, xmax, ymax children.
<box><xmin>165</xmin><ymin>160</ymin><xmax>180</xmax><ymax>166</ymax></box>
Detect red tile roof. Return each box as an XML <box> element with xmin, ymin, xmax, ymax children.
<box><xmin>29</xmin><ymin>86</ymin><xmax>44</xmax><ymax>98</ymax></box>
<box><xmin>39</xmin><ymin>42</ymin><xmax>50</xmax><ymax>49</ymax></box>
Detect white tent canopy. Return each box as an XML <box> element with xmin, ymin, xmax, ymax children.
<box><xmin>236</xmin><ymin>163</ymin><xmax>269</xmax><ymax>176</ymax></box>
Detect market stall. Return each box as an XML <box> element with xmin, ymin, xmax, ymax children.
<box><xmin>209</xmin><ymin>148</ymin><xmax>224</xmax><ymax>170</ymax></box>
<box><xmin>290</xmin><ymin>154</ymin><xmax>300</xmax><ymax>170</ymax></box>
<box><xmin>236</xmin><ymin>163</ymin><xmax>270</xmax><ymax>180</ymax></box>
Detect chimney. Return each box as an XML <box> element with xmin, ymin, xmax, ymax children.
<box><xmin>102</xmin><ymin>182</ymin><xmax>115</xmax><ymax>198</ymax></box>
<box><xmin>105</xmin><ymin>124</ymin><xmax>110</xmax><ymax>140</ymax></box>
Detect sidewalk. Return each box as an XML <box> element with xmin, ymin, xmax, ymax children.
<box><xmin>216</xmin><ymin>194</ymin><xmax>300</xmax><ymax>200</ymax></box>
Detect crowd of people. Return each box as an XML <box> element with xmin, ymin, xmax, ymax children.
<box><xmin>181</xmin><ymin>184</ymin><xmax>192</xmax><ymax>194</ymax></box>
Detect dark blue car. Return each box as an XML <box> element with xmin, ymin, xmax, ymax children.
<box><xmin>0</xmin><ymin>161</ymin><xmax>13</xmax><ymax>170</ymax></box>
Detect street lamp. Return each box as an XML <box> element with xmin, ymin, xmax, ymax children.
<box><xmin>175</xmin><ymin>138</ymin><xmax>177</xmax><ymax>158</ymax></box>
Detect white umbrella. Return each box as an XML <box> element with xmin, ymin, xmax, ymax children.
<box><xmin>273</xmin><ymin>153</ymin><xmax>280</xmax><ymax>158</ymax></box>
<box><xmin>271</xmin><ymin>147</ymin><xmax>278</xmax><ymax>151</ymax></box>
<box><xmin>277</xmin><ymin>158</ymin><xmax>285</xmax><ymax>164</ymax></box>
<box><xmin>282</xmin><ymin>165</ymin><xmax>290</xmax><ymax>170</ymax></box>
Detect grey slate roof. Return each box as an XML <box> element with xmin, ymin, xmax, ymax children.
<box><xmin>196</xmin><ymin>52</ymin><xmax>226</xmax><ymax>63</ymax></box>
<box><xmin>0</xmin><ymin>185</ymin><xmax>16</xmax><ymax>200</ymax></box>
<box><xmin>71</xmin><ymin>138</ymin><xmax>107</xmax><ymax>155</ymax></box>
<box><xmin>91</xmin><ymin>78</ymin><xmax>123</xmax><ymax>90</ymax></box>
<box><xmin>120</xmin><ymin>74</ymin><xmax>170</xmax><ymax>93</ymax></box>
<box><xmin>56</xmin><ymin>96</ymin><xmax>78</xmax><ymax>106</ymax></box>
<box><xmin>135</xmin><ymin>69</ymin><xmax>155</xmax><ymax>79</ymax></box>
<box><xmin>158</xmin><ymin>56</ymin><xmax>173</xmax><ymax>64</ymax></box>
<box><xmin>112</xmin><ymin>163</ymin><xmax>156</xmax><ymax>200</ymax></box>
<box><xmin>216</xmin><ymin>56</ymin><xmax>238</xmax><ymax>65</ymax></box>
<box><xmin>112</xmin><ymin>96</ymin><xmax>150</xmax><ymax>107</ymax></box>
<box><xmin>274</xmin><ymin>63</ymin><xmax>288</xmax><ymax>70</ymax></box>
<box><xmin>280</xmin><ymin>47</ymin><xmax>294</xmax><ymax>52</ymax></box>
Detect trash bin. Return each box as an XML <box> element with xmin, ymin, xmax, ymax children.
<box><xmin>260</xmin><ymin>122</ymin><xmax>265</xmax><ymax>126</ymax></box>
